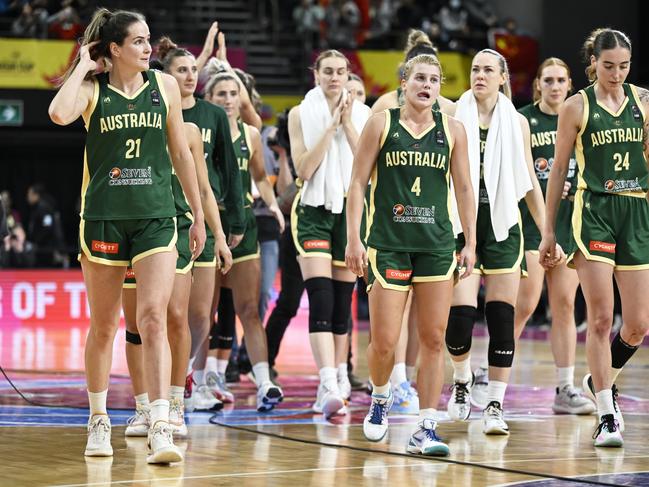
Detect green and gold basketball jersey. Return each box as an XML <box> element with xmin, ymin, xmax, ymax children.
<box><xmin>232</xmin><ymin>120</ymin><xmax>254</xmax><ymax>206</ymax></box>
<box><xmin>367</xmin><ymin>108</ymin><xmax>454</xmax><ymax>252</ymax></box>
<box><xmin>576</xmin><ymin>83</ymin><xmax>647</xmax><ymax>196</ymax></box>
<box><xmin>81</xmin><ymin>70</ymin><xmax>175</xmax><ymax>220</ymax></box>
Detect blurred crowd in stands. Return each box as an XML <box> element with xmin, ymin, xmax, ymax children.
<box><xmin>0</xmin><ymin>0</ymin><xmax>89</xmax><ymax>39</ymax></box>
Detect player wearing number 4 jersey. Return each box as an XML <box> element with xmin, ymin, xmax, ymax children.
<box><xmin>346</xmin><ymin>54</ymin><xmax>476</xmax><ymax>456</ymax></box>
<box><xmin>49</xmin><ymin>8</ymin><xmax>206</xmax><ymax>465</ymax></box>
<box><xmin>540</xmin><ymin>28</ymin><xmax>649</xmax><ymax>448</ymax></box>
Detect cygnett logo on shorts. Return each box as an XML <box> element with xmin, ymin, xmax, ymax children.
<box><xmin>92</xmin><ymin>240</ymin><xmax>119</xmax><ymax>254</ymax></box>
<box><xmin>125</xmin><ymin>268</ymin><xmax>135</xmax><ymax>279</ymax></box>
<box><xmin>589</xmin><ymin>241</ymin><xmax>616</xmax><ymax>253</ymax></box>
<box><xmin>386</xmin><ymin>269</ymin><xmax>412</xmax><ymax>280</ymax></box>
<box><xmin>304</xmin><ymin>240</ymin><xmax>330</xmax><ymax>250</ymax></box>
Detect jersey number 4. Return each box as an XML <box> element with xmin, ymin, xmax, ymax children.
<box><xmin>125</xmin><ymin>138</ymin><xmax>141</xmax><ymax>159</ymax></box>
<box><xmin>411</xmin><ymin>176</ymin><xmax>421</xmax><ymax>196</ymax></box>
<box><xmin>613</xmin><ymin>152</ymin><xmax>629</xmax><ymax>172</ymax></box>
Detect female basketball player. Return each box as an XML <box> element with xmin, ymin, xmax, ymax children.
<box><xmin>48</xmin><ymin>8</ymin><xmax>205</xmax><ymax>464</ymax></box>
<box><xmin>288</xmin><ymin>50</ymin><xmax>371</xmax><ymax>418</ymax></box>
<box><xmin>346</xmin><ymin>73</ymin><xmax>366</xmax><ymax>104</ymax></box>
<box><xmin>540</xmin><ymin>28</ymin><xmax>649</xmax><ymax>447</ymax></box>
<box><xmin>121</xmin><ymin>37</ymin><xmax>235</xmax><ymax>439</ymax></box>
<box><xmin>202</xmin><ymin>72</ymin><xmax>286</xmax><ymax>411</ymax></box>
<box><xmin>443</xmin><ymin>49</ymin><xmax>554</xmax><ymax>435</ymax></box>
<box><xmin>346</xmin><ymin>54</ymin><xmax>476</xmax><ymax>455</ymax></box>
<box><xmin>514</xmin><ymin>58</ymin><xmax>595</xmax><ymax>415</ymax></box>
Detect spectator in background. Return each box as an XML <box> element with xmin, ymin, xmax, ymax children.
<box><xmin>438</xmin><ymin>0</ymin><xmax>470</xmax><ymax>52</ymax></box>
<box><xmin>293</xmin><ymin>0</ymin><xmax>324</xmax><ymax>51</ymax></box>
<box><xmin>324</xmin><ymin>0</ymin><xmax>361</xmax><ymax>49</ymax></box>
<box><xmin>395</xmin><ymin>0</ymin><xmax>422</xmax><ymax>32</ymax></box>
<box><xmin>11</xmin><ymin>1</ymin><xmax>47</xmax><ymax>38</ymax></box>
<box><xmin>26</xmin><ymin>183</ymin><xmax>67</xmax><ymax>268</ymax></box>
<box><xmin>47</xmin><ymin>0</ymin><xmax>84</xmax><ymax>40</ymax></box>
<box><xmin>1</xmin><ymin>190</ymin><xmax>34</xmax><ymax>267</ymax></box>
<box><xmin>364</xmin><ymin>0</ymin><xmax>392</xmax><ymax>48</ymax></box>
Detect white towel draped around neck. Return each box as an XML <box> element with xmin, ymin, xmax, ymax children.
<box><xmin>299</xmin><ymin>86</ymin><xmax>371</xmax><ymax>214</ymax></box>
<box><xmin>451</xmin><ymin>90</ymin><xmax>532</xmax><ymax>241</ymax></box>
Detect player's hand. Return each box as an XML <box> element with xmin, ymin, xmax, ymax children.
<box><xmin>269</xmin><ymin>204</ymin><xmax>285</xmax><ymax>233</ymax></box>
<box><xmin>78</xmin><ymin>40</ymin><xmax>101</xmax><ymax>73</ymax></box>
<box><xmin>215</xmin><ymin>232</ymin><xmax>232</xmax><ymax>273</ymax></box>
<box><xmin>345</xmin><ymin>237</ymin><xmax>367</xmax><ymax>277</ymax></box>
<box><xmin>202</xmin><ymin>21</ymin><xmax>218</xmax><ymax>56</ymax></box>
<box><xmin>340</xmin><ymin>91</ymin><xmax>352</xmax><ymax>127</ymax></box>
<box><xmin>228</xmin><ymin>232</ymin><xmax>243</xmax><ymax>249</ymax></box>
<box><xmin>216</xmin><ymin>30</ymin><xmax>227</xmax><ymax>61</ymax></box>
<box><xmin>538</xmin><ymin>234</ymin><xmax>563</xmax><ymax>269</ymax></box>
<box><xmin>561</xmin><ymin>181</ymin><xmax>571</xmax><ymax>199</ymax></box>
<box><xmin>457</xmin><ymin>245</ymin><xmax>476</xmax><ymax>279</ymax></box>
<box><xmin>189</xmin><ymin>220</ymin><xmax>206</xmax><ymax>261</ymax></box>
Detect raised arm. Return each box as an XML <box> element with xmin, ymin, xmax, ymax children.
<box><xmin>163</xmin><ymin>73</ymin><xmax>205</xmax><ymax>259</ymax></box>
<box><xmin>48</xmin><ymin>41</ymin><xmax>97</xmax><ymax>125</ymax></box>
<box><xmin>344</xmin><ymin>112</ymin><xmax>384</xmax><ymax>276</ymax></box>
<box><xmin>448</xmin><ymin>118</ymin><xmax>476</xmax><ymax>278</ymax></box>
<box><xmin>184</xmin><ymin>122</ymin><xmax>232</xmax><ymax>272</ymax></box>
<box><xmin>288</xmin><ymin>105</ymin><xmax>339</xmax><ymax>181</ymax></box>
<box><xmin>539</xmin><ymin>93</ymin><xmax>583</xmax><ymax>267</ymax></box>
<box><xmin>248</xmin><ymin>126</ymin><xmax>285</xmax><ymax>233</ymax></box>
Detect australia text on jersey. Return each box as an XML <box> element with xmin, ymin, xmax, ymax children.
<box><xmin>99</xmin><ymin>112</ymin><xmax>163</xmax><ymax>133</ymax></box>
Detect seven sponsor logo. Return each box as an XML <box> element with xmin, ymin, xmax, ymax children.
<box><xmin>392</xmin><ymin>203</ymin><xmax>436</xmax><ymax>224</ymax></box>
<box><xmin>589</xmin><ymin>241</ymin><xmax>615</xmax><ymax>254</ymax></box>
<box><xmin>393</xmin><ymin>204</ymin><xmax>405</xmax><ymax>216</ymax></box>
<box><xmin>304</xmin><ymin>239</ymin><xmax>330</xmax><ymax>250</ymax></box>
<box><xmin>603</xmin><ymin>177</ymin><xmax>641</xmax><ymax>193</ymax></box>
<box><xmin>108</xmin><ymin>166</ymin><xmax>153</xmax><ymax>186</ymax></box>
<box><xmin>92</xmin><ymin>240</ymin><xmax>119</xmax><ymax>254</ymax></box>
<box><xmin>386</xmin><ymin>269</ymin><xmax>412</xmax><ymax>280</ymax></box>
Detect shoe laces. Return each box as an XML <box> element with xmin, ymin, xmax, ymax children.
<box><xmin>369</xmin><ymin>394</ymin><xmax>390</xmax><ymax>425</ymax></box>
<box><xmin>593</xmin><ymin>414</ymin><xmax>618</xmax><ymax>439</ymax></box>
<box><xmin>420</xmin><ymin>419</ymin><xmax>441</xmax><ymax>441</ymax></box>
<box><xmin>485</xmin><ymin>401</ymin><xmax>503</xmax><ymax>418</ymax></box>
<box><xmin>89</xmin><ymin>416</ymin><xmax>110</xmax><ymax>437</ymax></box>
<box><xmin>450</xmin><ymin>380</ymin><xmax>470</xmax><ymax>404</ymax></box>
<box><xmin>127</xmin><ymin>406</ymin><xmax>148</xmax><ymax>426</ymax></box>
<box><xmin>150</xmin><ymin>422</ymin><xmax>173</xmax><ymax>443</ymax></box>
<box><xmin>170</xmin><ymin>398</ymin><xmax>183</xmax><ymax>416</ymax></box>
<box><xmin>216</xmin><ymin>373</ymin><xmax>229</xmax><ymax>391</ymax></box>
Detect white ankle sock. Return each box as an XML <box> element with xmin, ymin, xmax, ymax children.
<box><xmin>149</xmin><ymin>399</ymin><xmax>169</xmax><ymax>426</ymax></box>
<box><xmin>487</xmin><ymin>380</ymin><xmax>507</xmax><ymax>406</ymax></box>
<box><xmin>451</xmin><ymin>357</ymin><xmax>472</xmax><ymax>383</ymax></box>
<box><xmin>217</xmin><ymin>359</ymin><xmax>228</xmax><ymax>375</ymax></box>
<box><xmin>406</xmin><ymin>365</ymin><xmax>417</xmax><ymax>382</ymax></box>
<box><xmin>205</xmin><ymin>356</ymin><xmax>218</xmax><ymax>374</ymax></box>
<box><xmin>88</xmin><ymin>389</ymin><xmax>108</xmax><ymax>416</ymax></box>
<box><xmin>418</xmin><ymin>408</ymin><xmax>437</xmax><ymax>421</ymax></box>
<box><xmin>337</xmin><ymin>363</ymin><xmax>348</xmax><ymax>379</ymax></box>
<box><xmin>390</xmin><ymin>362</ymin><xmax>408</xmax><ymax>385</ymax></box>
<box><xmin>134</xmin><ymin>392</ymin><xmax>149</xmax><ymax>408</ymax></box>
<box><xmin>557</xmin><ymin>366</ymin><xmax>574</xmax><ymax>389</ymax></box>
<box><xmin>253</xmin><ymin>361</ymin><xmax>271</xmax><ymax>385</ymax></box>
<box><xmin>319</xmin><ymin>367</ymin><xmax>337</xmax><ymax>389</ymax></box>
<box><xmin>193</xmin><ymin>369</ymin><xmax>205</xmax><ymax>386</ymax></box>
<box><xmin>372</xmin><ymin>382</ymin><xmax>390</xmax><ymax>396</ymax></box>
<box><xmin>595</xmin><ymin>389</ymin><xmax>615</xmax><ymax>417</ymax></box>
<box><xmin>169</xmin><ymin>386</ymin><xmax>184</xmax><ymax>401</ymax></box>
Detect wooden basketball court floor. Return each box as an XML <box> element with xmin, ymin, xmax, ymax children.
<box><xmin>1</xmin><ymin>306</ymin><xmax>649</xmax><ymax>486</ymax></box>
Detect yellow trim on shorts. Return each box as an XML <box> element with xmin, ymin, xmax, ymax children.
<box><xmin>78</xmin><ymin>219</ymin><xmax>130</xmax><ymax>266</ymax></box>
<box><xmin>175</xmin><ymin>260</ymin><xmax>194</xmax><ymax>274</ymax></box>
<box><xmin>332</xmin><ymin>259</ymin><xmax>347</xmax><ymax>267</ymax></box>
<box><xmin>122</xmin><ymin>283</ymin><xmax>137</xmax><ymax>289</ymax></box>
<box><xmin>194</xmin><ymin>260</ymin><xmax>217</xmax><ymax>268</ymax></box>
<box><xmin>367</xmin><ymin>247</ymin><xmax>411</xmax><ymax>292</ymax></box>
<box><xmin>232</xmin><ymin>250</ymin><xmax>261</xmax><ymax>265</ymax></box>
<box><xmin>411</xmin><ymin>252</ymin><xmax>457</xmax><ymax>283</ymax></box>
<box><xmin>82</xmin><ymin>77</ymin><xmax>99</xmax><ymax>128</ymax></box>
<box><xmin>131</xmin><ymin>217</ymin><xmax>178</xmax><ymax>264</ymax></box>
<box><xmin>379</xmin><ymin>109</ymin><xmax>391</xmax><ymax>148</ymax></box>
<box><xmin>480</xmin><ymin>213</ymin><xmax>525</xmax><ymax>275</ymax></box>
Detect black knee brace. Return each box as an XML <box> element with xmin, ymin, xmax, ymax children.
<box><xmin>332</xmin><ymin>280</ymin><xmax>355</xmax><ymax>335</ymax></box>
<box><xmin>445</xmin><ymin>305</ymin><xmax>476</xmax><ymax>356</ymax></box>
<box><xmin>486</xmin><ymin>301</ymin><xmax>515</xmax><ymax>367</ymax></box>
<box><xmin>210</xmin><ymin>287</ymin><xmax>236</xmax><ymax>350</ymax></box>
<box><xmin>304</xmin><ymin>277</ymin><xmax>334</xmax><ymax>333</ymax></box>
<box><xmin>125</xmin><ymin>330</ymin><xmax>142</xmax><ymax>345</ymax></box>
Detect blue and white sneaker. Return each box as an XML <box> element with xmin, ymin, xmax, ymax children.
<box><xmin>390</xmin><ymin>381</ymin><xmax>419</xmax><ymax>415</ymax></box>
<box><xmin>363</xmin><ymin>389</ymin><xmax>394</xmax><ymax>441</ymax></box>
<box><xmin>407</xmin><ymin>419</ymin><xmax>450</xmax><ymax>456</ymax></box>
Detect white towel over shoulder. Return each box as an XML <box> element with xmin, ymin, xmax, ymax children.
<box><xmin>451</xmin><ymin>90</ymin><xmax>532</xmax><ymax>241</ymax></box>
<box><xmin>299</xmin><ymin>86</ymin><xmax>370</xmax><ymax>214</ymax></box>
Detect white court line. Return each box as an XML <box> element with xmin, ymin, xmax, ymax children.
<box><xmin>48</xmin><ymin>462</ymin><xmax>439</xmax><ymax>487</ymax></box>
